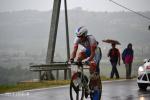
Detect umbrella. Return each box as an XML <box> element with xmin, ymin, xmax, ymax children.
<box><xmin>102</xmin><ymin>39</ymin><xmax>121</xmax><ymax>45</ymax></box>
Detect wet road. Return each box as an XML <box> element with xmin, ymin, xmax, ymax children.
<box><xmin>0</xmin><ymin>79</ymin><xmax>150</xmax><ymax>100</ymax></box>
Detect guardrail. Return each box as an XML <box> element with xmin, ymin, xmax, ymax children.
<box><xmin>29</xmin><ymin>62</ymin><xmax>89</xmax><ymax>80</ymax></box>
<box><xmin>30</xmin><ymin>62</ymin><xmax>69</xmax><ymax>80</ymax></box>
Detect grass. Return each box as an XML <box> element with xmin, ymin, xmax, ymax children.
<box><xmin>0</xmin><ymin>80</ymin><xmax>70</xmax><ymax>94</ymax></box>
<box><xmin>0</xmin><ymin>76</ymin><xmax>128</xmax><ymax>94</ymax></box>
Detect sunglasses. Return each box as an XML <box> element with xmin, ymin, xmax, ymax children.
<box><xmin>77</xmin><ymin>34</ymin><xmax>85</xmax><ymax>38</ymax></box>
<box><xmin>77</xmin><ymin>36</ymin><xmax>84</xmax><ymax>38</ymax></box>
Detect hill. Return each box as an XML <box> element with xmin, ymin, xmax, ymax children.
<box><xmin>0</xmin><ymin>9</ymin><xmax>150</xmax><ymax>84</ymax></box>
<box><xmin>0</xmin><ymin>9</ymin><xmax>150</xmax><ymax>68</ymax></box>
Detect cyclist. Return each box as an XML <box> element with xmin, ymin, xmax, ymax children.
<box><xmin>70</xmin><ymin>26</ymin><xmax>102</xmax><ymax>99</ymax></box>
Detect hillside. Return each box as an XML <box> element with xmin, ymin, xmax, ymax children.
<box><xmin>0</xmin><ymin>9</ymin><xmax>150</xmax><ymax>68</ymax></box>
<box><xmin>0</xmin><ymin>9</ymin><xmax>150</xmax><ymax>84</ymax></box>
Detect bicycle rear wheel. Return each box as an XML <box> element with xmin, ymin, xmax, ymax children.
<box><xmin>70</xmin><ymin>73</ymin><xmax>85</xmax><ymax>100</ymax></box>
<box><xmin>89</xmin><ymin>73</ymin><xmax>102</xmax><ymax>100</ymax></box>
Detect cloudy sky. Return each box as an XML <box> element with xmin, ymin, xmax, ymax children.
<box><xmin>0</xmin><ymin>0</ymin><xmax>150</xmax><ymax>12</ymax></box>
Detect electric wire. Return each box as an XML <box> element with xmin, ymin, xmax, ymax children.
<box><xmin>109</xmin><ymin>0</ymin><xmax>150</xmax><ymax>21</ymax></box>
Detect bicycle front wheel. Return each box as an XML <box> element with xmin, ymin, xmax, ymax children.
<box><xmin>70</xmin><ymin>73</ymin><xmax>85</xmax><ymax>100</ymax></box>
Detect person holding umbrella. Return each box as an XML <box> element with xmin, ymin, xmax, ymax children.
<box><xmin>103</xmin><ymin>39</ymin><xmax>121</xmax><ymax>79</ymax></box>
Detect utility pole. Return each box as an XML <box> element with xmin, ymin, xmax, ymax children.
<box><xmin>64</xmin><ymin>0</ymin><xmax>70</xmax><ymax>79</ymax></box>
<box><xmin>44</xmin><ymin>0</ymin><xmax>70</xmax><ymax>80</ymax></box>
<box><xmin>64</xmin><ymin>0</ymin><xmax>70</xmax><ymax>60</ymax></box>
<box><xmin>46</xmin><ymin>0</ymin><xmax>61</xmax><ymax>80</ymax></box>
<box><xmin>46</xmin><ymin>0</ymin><xmax>61</xmax><ymax>64</ymax></box>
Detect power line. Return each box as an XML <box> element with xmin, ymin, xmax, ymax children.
<box><xmin>109</xmin><ymin>0</ymin><xmax>150</xmax><ymax>21</ymax></box>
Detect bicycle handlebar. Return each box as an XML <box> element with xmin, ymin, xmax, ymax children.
<box><xmin>67</xmin><ymin>61</ymin><xmax>86</xmax><ymax>66</ymax></box>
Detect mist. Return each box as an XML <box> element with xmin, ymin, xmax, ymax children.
<box><xmin>0</xmin><ymin>9</ymin><xmax>150</xmax><ymax>84</ymax></box>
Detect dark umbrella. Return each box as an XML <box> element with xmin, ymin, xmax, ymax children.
<box><xmin>102</xmin><ymin>39</ymin><xmax>121</xmax><ymax>45</ymax></box>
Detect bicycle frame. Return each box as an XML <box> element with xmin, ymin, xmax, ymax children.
<box><xmin>70</xmin><ymin>62</ymin><xmax>88</xmax><ymax>88</ymax></box>
<box><xmin>69</xmin><ymin>62</ymin><xmax>102</xmax><ymax>100</ymax></box>
<box><xmin>69</xmin><ymin>62</ymin><xmax>89</xmax><ymax>100</ymax></box>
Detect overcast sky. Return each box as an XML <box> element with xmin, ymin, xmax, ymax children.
<box><xmin>0</xmin><ymin>0</ymin><xmax>150</xmax><ymax>12</ymax></box>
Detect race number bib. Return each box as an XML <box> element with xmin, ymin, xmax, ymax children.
<box><xmin>73</xmin><ymin>78</ymin><xmax>81</xmax><ymax>87</ymax></box>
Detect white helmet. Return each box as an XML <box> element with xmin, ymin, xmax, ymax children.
<box><xmin>144</xmin><ymin>59</ymin><xmax>148</xmax><ymax>63</ymax></box>
<box><xmin>75</xmin><ymin>26</ymin><xmax>88</xmax><ymax>37</ymax></box>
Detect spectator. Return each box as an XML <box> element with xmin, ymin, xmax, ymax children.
<box><xmin>122</xmin><ymin>43</ymin><xmax>134</xmax><ymax>79</ymax></box>
<box><xmin>108</xmin><ymin>43</ymin><xmax>120</xmax><ymax>79</ymax></box>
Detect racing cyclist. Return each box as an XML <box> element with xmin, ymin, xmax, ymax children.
<box><xmin>70</xmin><ymin>26</ymin><xmax>102</xmax><ymax>99</ymax></box>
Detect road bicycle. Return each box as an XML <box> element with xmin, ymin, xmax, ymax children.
<box><xmin>68</xmin><ymin>61</ymin><xmax>102</xmax><ymax>100</ymax></box>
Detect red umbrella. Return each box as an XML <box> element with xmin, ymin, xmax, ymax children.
<box><xmin>102</xmin><ymin>39</ymin><xmax>121</xmax><ymax>45</ymax></box>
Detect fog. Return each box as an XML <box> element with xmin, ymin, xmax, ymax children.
<box><xmin>0</xmin><ymin>0</ymin><xmax>150</xmax><ymax>12</ymax></box>
<box><xmin>0</xmin><ymin>8</ymin><xmax>150</xmax><ymax>84</ymax></box>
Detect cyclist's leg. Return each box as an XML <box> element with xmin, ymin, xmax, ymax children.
<box><xmin>89</xmin><ymin>61</ymin><xmax>97</xmax><ymax>74</ymax></box>
<box><xmin>94</xmin><ymin>47</ymin><xmax>102</xmax><ymax>99</ymax></box>
<box><xmin>77</xmin><ymin>47</ymin><xmax>97</xmax><ymax>68</ymax></box>
<box><xmin>89</xmin><ymin>73</ymin><xmax>102</xmax><ymax>100</ymax></box>
<box><xmin>92</xmin><ymin>89</ymin><xmax>101</xmax><ymax>100</ymax></box>
<box><xmin>77</xmin><ymin>48</ymin><xmax>88</xmax><ymax>61</ymax></box>
<box><xmin>77</xmin><ymin>52</ymin><xmax>86</xmax><ymax>61</ymax></box>
<box><xmin>88</xmin><ymin>47</ymin><xmax>102</xmax><ymax>78</ymax></box>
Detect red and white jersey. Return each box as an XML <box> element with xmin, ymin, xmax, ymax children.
<box><xmin>74</xmin><ymin>35</ymin><xmax>97</xmax><ymax>48</ymax></box>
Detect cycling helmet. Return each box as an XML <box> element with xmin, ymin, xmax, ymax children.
<box><xmin>75</xmin><ymin>26</ymin><xmax>88</xmax><ymax>37</ymax></box>
<box><xmin>144</xmin><ymin>59</ymin><xmax>148</xmax><ymax>63</ymax></box>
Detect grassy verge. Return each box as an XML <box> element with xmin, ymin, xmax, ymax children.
<box><xmin>0</xmin><ymin>76</ymin><xmax>131</xmax><ymax>94</ymax></box>
<box><xmin>0</xmin><ymin>80</ymin><xmax>70</xmax><ymax>94</ymax></box>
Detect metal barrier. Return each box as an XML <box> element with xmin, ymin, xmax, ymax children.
<box><xmin>30</xmin><ymin>62</ymin><xmax>69</xmax><ymax>80</ymax></box>
<box><xmin>30</xmin><ymin>62</ymin><xmax>89</xmax><ymax>80</ymax></box>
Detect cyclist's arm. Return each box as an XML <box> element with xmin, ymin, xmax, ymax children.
<box><xmin>70</xmin><ymin>44</ymin><xmax>78</xmax><ymax>59</ymax></box>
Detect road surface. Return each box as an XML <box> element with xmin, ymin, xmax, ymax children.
<box><xmin>0</xmin><ymin>79</ymin><xmax>150</xmax><ymax>100</ymax></box>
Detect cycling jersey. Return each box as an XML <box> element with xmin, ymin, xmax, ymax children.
<box><xmin>73</xmin><ymin>35</ymin><xmax>101</xmax><ymax>74</ymax></box>
<box><xmin>74</xmin><ymin>35</ymin><xmax>97</xmax><ymax>49</ymax></box>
